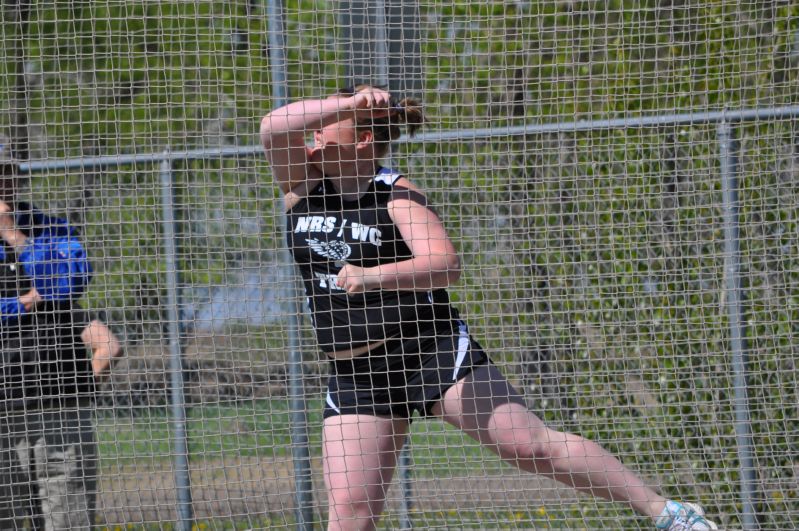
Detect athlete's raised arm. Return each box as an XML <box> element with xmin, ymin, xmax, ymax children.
<box><xmin>259</xmin><ymin>87</ymin><xmax>394</xmax><ymax>195</ymax></box>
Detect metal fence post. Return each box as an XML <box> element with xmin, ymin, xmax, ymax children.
<box><xmin>266</xmin><ymin>0</ymin><xmax>316</xmax><ymax>528</ymax></box>
<box><xmin>717</xmin><ymin>120</ymin><xmax>757</xmax><ymax>530</ymax></box>
<box><xmin>160</xmin><ymin>156</ymin><xmax>194</xmax><ymax>531</ymax></box>
<box><xmin>372</xmin><ymin>2</ymin><xmax>417</xmax><ymax>524</ymax></box>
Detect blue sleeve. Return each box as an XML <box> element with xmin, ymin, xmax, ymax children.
<box><xmin>19</xmin><ymin>235</ymin><xmax>93</xmax><ymax>301</ymax></box>
<box><xmin>0</xmin><ymin>296</ymin><xmax>25</xmax><ymax>322</ymax></box>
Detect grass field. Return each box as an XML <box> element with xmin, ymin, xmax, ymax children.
<box><xmin>92</xmin><ymin>509</ymin><xmax>584</xmax><ymax>530</ymax></box>
<box><xmin>94</xmin><ymin>398</ymin><xmax>648</xmax><ymax>529</ymax></box>
<box><xmin>96</xmin><ymin>398</ymin><xmax>507</xmax><ymax>476</ymax></box>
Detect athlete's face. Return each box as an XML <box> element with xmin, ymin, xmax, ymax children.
<box><xmin>316</xmin><ymin>118</ymin><xmax>357</xmax><ymax>152</ymax></box>
<box><xmin>313</xmin><ymin>116</ymin><xmax>372</xmax><ymax>176</ymax></box>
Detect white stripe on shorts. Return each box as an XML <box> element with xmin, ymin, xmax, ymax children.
<box><xmin>326</xmin><ymin>391</ymin><xmax>341</xmax><ymax>414</ymax></box>
<box><xmin>453</xmin><ymin>321</ymin><xmax>470</xmax><ymax>380</ymax></box>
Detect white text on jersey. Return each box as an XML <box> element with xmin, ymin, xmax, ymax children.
<box><xmin>295</xmin><ymin>216</ymin><xmax>382</xmax><ymax>246</ymax></box>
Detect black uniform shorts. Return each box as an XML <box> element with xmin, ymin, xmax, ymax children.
<box><xmin>323</xmin><ymin>320</ymin><xmax>490</xmax><ymax>420</ymax></box>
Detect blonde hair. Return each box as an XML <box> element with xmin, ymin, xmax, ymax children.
<box><xmin>336</xmin><ymin>84</ymin><xmax>424</xmax><ymax>156</ymax></box>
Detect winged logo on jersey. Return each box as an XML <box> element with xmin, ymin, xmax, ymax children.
<box><xmin>306</xmin><ymin>238</ymin><xmax>352</xmax><ymax>262</ymax></box>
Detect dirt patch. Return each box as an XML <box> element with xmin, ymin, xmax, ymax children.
<box><xmin>96</xmin><ymin>456</ymin><xmax>585</xmax><ymax>526</ymax></box>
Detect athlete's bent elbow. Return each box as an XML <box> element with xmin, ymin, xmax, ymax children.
<box><xmin>259</xmin><ymin>115</ymin><xmax>279</xmax><ymax>150</ymax></box>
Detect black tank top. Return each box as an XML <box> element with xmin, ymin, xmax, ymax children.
<box><xmin>286</xmin><ymin>168</ymin><xmax>457</xmax><ymax>353</ymax></box>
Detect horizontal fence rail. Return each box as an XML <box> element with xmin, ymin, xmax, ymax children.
<box><xmin>19</xmin><ymin>105</ymin><xmax>799</xmax><ymax>174</ymax></box>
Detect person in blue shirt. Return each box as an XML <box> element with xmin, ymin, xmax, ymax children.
<box><xmin>0</xmin><ymin>136</ymin><xmax>98</xmax><ymax>530</ymax></box>
<box><xmin>0</xmin><ymin>203</ymin><xmax>92</xmax><ymax>317</ymax></box>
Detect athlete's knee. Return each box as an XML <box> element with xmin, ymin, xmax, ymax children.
<box><xmin>501</xmin><ymin>435</ymin><xmax>558</xmax><ymax>463</ymax></box>
<box><xmin>327</xmin><ymin>508</ymin><xmax>378</xmax><ymax>531</ymax></box>
<box><xmin>327</xmin><ymin>484</ymin><xmax>385</xmax><ymax>524</ymax></box>
<box><xmin>527</xmin><ymin>429</ymin><xmax>596</xmax><ymax>472</ymax></box>
<box><xmin>489</xmin><ymin>426</ymin><xmax>532</xmax><ymax>455</ymax></box>
<box><xmin>490</xmin><ymin>423</ymin><xmax>573</xmax><ymax>467</ymax></box>
<box><xmin>327</xmin><ymin>500</ymin><xmax>381</xmax><ymax>531</ymax></box>
<box><xmin>485</xmin><ymin>407</ymin><xmax>549</xmax><ymax>455</ymax></box>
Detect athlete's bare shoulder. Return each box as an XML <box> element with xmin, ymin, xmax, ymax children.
<box><xmin>386</xmin><ymin>176</ymin><xmax>436</xmax><ymax>216</ymax></box>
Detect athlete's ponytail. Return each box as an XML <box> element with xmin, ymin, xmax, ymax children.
<box><xmin>336</xmin><ymin>84</ymin><xmax>425</xmax><ymax>155</ymax></box>
<box><xmin>390</xmin><ymin>97</ymin><xmax>424</xmax><ymax>139</ymax></box>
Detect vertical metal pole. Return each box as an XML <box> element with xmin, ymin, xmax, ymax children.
<box><xmin>374</xmin><ymin>2</ymin><xmax>414</xmax><ymax>524</ymax></box>
<box><xmin>266</xmin><ymin>1</ymin><xmax>315</xmax><ymax>528</ymax></box>
<box><xmin>340</xmin><ymin>0</ymin><xmax>422</xmax><ymax>98</ymax></box>
<box><xmin>339</xmin><ymin>1</ymin><xmax>368</xmax><ymax>87</ymax></box>
<box><xmin>9</xmin><ymin>1</ymin><xmax>31</xmax><ymax>161</ymax></box>
<box><xmin>160</xmin><ymin>156</ymin><xmax>194</xmax><ymax>530</ymax></box>
<box><xmin>388</xmin><ymin>122</ymin><xmax>414</xmax><ymax>529</ymax></box>
<box><xmin>372</xmin><ymin>1</ymin><xmax>390</xmax><ymax>87</ymax></box>
<box><xmin>717</xmin><ymin>121</ymin><xmax>757</xmax><ymax>530</ymax></box>
<box><xmin>386</xmin><ymin>0</ymin><xmax>423</xmax><ymax>99</ymax></box>
<box><xmin>285</xmin><ymin>273</ymin><xmax>315</xmax><ymax>531</ymax></box>
<box><xmin>285</xmin><ymin>290</ymin><xmax>314</xmax><ymax>531</ymax></box>
<box><xmin>266</xmin><ymin>0</ymin><xmax>288</xmax><ymax>108</ymax></box>
<box><xmin>398</xmin><ymin>441</ymin><xmax>413</xmax><ymax>529</ymax></box>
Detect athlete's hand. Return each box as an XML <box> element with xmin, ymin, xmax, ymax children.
<box><xmin>19</xmin><ymin>288</ymin><xmax>43</xmax><ymax>312</ymax></box>
<box><xmin>350</xmin><ymin>87</ymin><xmax>393</xmax><ymax>119</ymax></box>
<box><xmin>335</xmin><ymin>263</ymin><xmax>380</xmax><ymax>294</ymax></box>
<box><xmin>0</xmin><ymin>200</ymin><xmax>14</xmax><ymax>230</ymax></box>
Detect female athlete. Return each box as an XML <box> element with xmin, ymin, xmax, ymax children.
<box><xmin>260</xmin><ymin>85</ymin><xmax>717</xmax><ymax>531</ymax></box>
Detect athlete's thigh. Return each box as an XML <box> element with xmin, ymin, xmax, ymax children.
<box><xmin>323</xmin><ymin>414</ymin><xmax>409</xmax><ymax>495</ymax></box>
<box><xmin>431</xmin><ymin>364</ymin><xmax>541</xmax><ymax>442</ymax></box>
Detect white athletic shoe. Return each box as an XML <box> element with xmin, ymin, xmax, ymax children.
<box><xmin>655</xmin><ymin>500</ymin><xmax>719</xmax><ymax>530</ymax></box>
